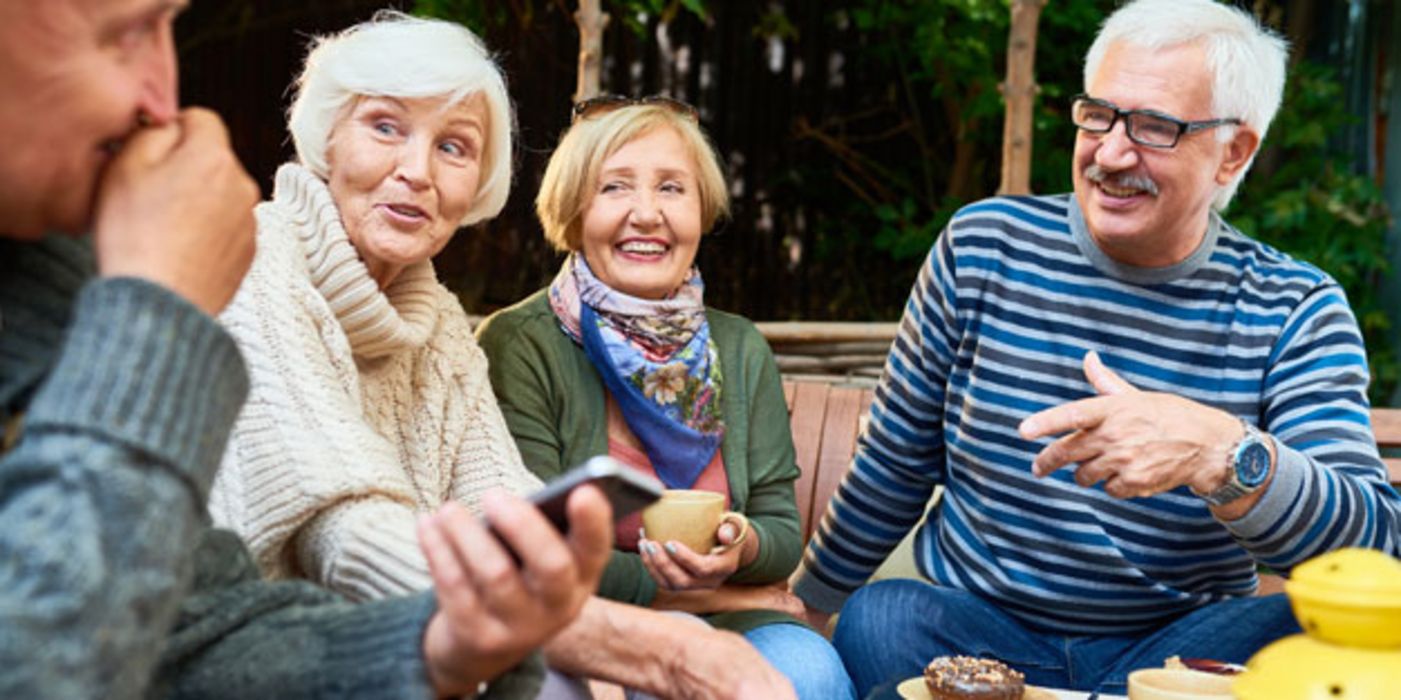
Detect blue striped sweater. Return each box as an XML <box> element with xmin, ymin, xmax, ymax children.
<box><xmin>791</xmin><ymin>194</ymin><xmax>1401</xmax><ymax>635</ymax></box>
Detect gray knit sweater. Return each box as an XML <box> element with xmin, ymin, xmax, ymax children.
<box><xmin>0</xmin><ymin>235</ymin><xmax>541</xmax><ymax>698</ymax></box>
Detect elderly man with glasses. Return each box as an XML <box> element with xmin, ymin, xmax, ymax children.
<box><xmin>791</xmin><ymin>0</ymin><xmax>1401</xmax><ymax>697</ymax></box>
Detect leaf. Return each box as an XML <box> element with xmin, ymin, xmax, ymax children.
<box><xmin>678</xmin><ymin>0</ymin><xmax>707</xmax><ymax>20</ymax></box>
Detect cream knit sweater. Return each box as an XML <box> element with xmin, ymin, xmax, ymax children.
<box><xmin>210</xmin><ymin>163</ymin><xmax>541</xmax><ymax>602</ymax></box>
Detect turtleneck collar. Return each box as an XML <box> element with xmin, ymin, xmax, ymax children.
<box><xmin>272</xmin><ymin>163</ymin><xmax>440</xmax><ymax>359</ymax></box>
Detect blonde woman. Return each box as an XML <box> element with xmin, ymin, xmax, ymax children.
<box><xmin>478</xmin><ymin>97</ymin><xmax>855</xmax><ymax>700</ymax></box>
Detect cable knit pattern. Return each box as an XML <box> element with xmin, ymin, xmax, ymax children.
<box><xmin>211</xmin><ymin>163</ymin><xmax>541</xmax><ymax>601</ymax></box>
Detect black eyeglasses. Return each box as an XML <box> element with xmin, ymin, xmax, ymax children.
<box><xmin>1071</xmin><ymin>94</ymin><xmax>1242</xmax><ymax>149</ymax></box>
<box><xmin>571</xmin><ymin>94</ymin><xmax>699</xmax><ymax>124</ymax></box>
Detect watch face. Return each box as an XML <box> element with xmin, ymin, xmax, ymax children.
<box><xmin>1237</xmin><ymin>441</ymin><xmax>1271</xmax><ymax>487</ymax></box>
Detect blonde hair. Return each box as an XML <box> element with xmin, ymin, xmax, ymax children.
<box><xmin>287</xmin><ymin>11</ymin><xmax>514</xmax><ymax>226</ymax></box>
<box><xmin>536</xmin><ymin>104</ymin><xmax>729</xmax><ymax>252</ymax></box>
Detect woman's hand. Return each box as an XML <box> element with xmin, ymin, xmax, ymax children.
<box><xmin>638</xmin><ymin>519</ymin><xmax>756</xmax><ymax>591</ymax></box>
<box><xmin>418</xmin><ymin>487</ymin><xmax>613</xmax><ymax>697</ymax></box>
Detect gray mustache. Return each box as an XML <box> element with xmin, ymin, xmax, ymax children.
<box><xmin>1084</xmin><ymin>164</ymin><xmax>1159</xmax><ymax>196</ymax></box>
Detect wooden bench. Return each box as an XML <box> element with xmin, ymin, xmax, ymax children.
<box><xmin>1375</xmin><ymin>408</ymin><xmax>1401</xmax><ymax>485</ymax></box>
<box><xmin>783</xmin><ymin>380</ymin><xmax>877</xmax><ymax>540</ymax></box>
<box><xmin>782</xmin><ymin>378</ymin><xmax>1401</xmax><ymax>593</ymax></box>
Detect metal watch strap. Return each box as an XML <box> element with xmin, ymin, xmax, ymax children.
<box><xmin>1203</xmin><ymin>478</ymin><xmax>1251</xmax><ymax>507</ymax></box>
<box><xmin>1202</xmin><ymin>419</ymin><xmax>1261</xmax><ymax>507</ymax></box>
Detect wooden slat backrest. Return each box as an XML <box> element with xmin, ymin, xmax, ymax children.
<box><xmin>1372</xmin><ymin>408</ymin><xmax>1401</xmax><ymax>486</ymax></box>
<box><xmin>809</xmin><ymin>386</ymin><xmax>871</xmax><ymax>540</ymax></box>
<box><xmin>788</xmin><ymin>381</ymin><xmax>832</xmax><ymax>538</ymax></box>
<box><xmin>784</xmin><ymin>381</ymin><xmax>875</xmax><ymax>538</ymax></box>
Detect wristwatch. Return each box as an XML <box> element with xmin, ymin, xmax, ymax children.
<box><xmin>1202</xmin><ymin>419</ymin><xmax>1272</xmax><ymax>506</ymax></box>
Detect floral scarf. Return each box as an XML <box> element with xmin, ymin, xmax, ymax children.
<box><xmin>549</xmin><ymin>254</ymin><xmax>724</xmax><ymax>488</ymax></box>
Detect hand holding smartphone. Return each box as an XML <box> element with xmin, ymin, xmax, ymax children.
<box><xmin>524</xmin><ymin>456</ymin><xmax>664</xmax><ymax>533</ymax></box>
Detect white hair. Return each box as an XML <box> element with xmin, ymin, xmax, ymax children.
<box><xmin>287</xmin><ymin>11</ymin><xmax>514</xmax><ymax>226</ymax></box>
<box><xmin>1084</xmin><ymin>0</ymin><xmax>1288</xmax><ymax>211</ymax></box>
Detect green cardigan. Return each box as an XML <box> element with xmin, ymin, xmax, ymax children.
<box><xmin>476</xmin><ymin>289</ymin><xmax>803</xmax><ymax>632</ymax></box>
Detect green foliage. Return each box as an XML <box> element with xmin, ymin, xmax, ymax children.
<box><xmin>412</xmin><ymin>0</ymin><xmax>520</xmax><ymax>33</ymax></box>
<box><xmin>818</xmin><ymin>0</ymin><xmax>1118</xmax><ymax>264</ymax></box>
<box><xmin>414</xmin><ymin>0</ymin><xmax>710</xmax><ymax>37</ymax></box>
<box><xmin>874</xmin><ymin>197</ymin><xmax>956</xmax><ymax>261</ymax></box>
<box><xmin>1231</xmin><ymin>63</ymin><xmax>1397</xmax><ymax>402</ymax></box>
<box><xmin>753</xmin><ymin>6</ymin><xmax>798</xmax><ymax>42</ymax></box>
<box><xmin>822</xmin><ymin>0</ymin><xmax>1003</xmax><ymax>263</ymax></box>
<box><xmin>806</xmin><ymin>0</ymin><xmax>1109</xmax><ymax>273</ymax></box>
<box><xmin>608</xmin><ymin>0</ymin><xmax>708</xmax><ymax>36</ymax></box>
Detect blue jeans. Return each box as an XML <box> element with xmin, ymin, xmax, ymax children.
<box><xmin>746</xmin><ymin>622</ymin><xmax>857</xmax><ymax>700</ymax></box>
<box><xmin>833</xmin><ymin>579</ymin><xmax>1300</xmax><ymax>699</ymax></box>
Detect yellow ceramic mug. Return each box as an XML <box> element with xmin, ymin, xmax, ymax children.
<box><xmin>640</xmin><ymin>489</ymin><xmax>749</xmax><ymax>554</ymax></box>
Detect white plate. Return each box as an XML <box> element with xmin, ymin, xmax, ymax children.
<box><xmin>895</xmin><ymin>677</ymin><xmax>1126</xmax><ymax>700</ymax></box>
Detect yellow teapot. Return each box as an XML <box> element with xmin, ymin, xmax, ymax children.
<box><xmin>1233</xmin><ymin>548</ymin><xmax>1401</xmax><ymax>700</ymax></box>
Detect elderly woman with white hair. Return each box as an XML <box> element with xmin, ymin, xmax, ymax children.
<box><xmin>210</xmin><ymin>11</ymin><xmax>532</xmax><ymax>603</ymax></box>
<box><xmin>210</xmin><ymin>13</ymin><xmax>797</xmax><ymax>700</ymax></box>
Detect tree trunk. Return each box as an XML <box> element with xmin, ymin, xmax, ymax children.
<box><xmin>946</xmin><ymin>118</ymin><xmax>981</xmax><ymax>203</ymax></box>
<box><xmin>998</xmin><ymin>0</ymin><xmax>1046</xmax><ymax>196</ymax></box>
<box><xmin>574</xmin><ymin>0</ymin><xmax>609</xmax><ymax>103</ymax></box>
<box><xmin>1285</xmin><ymin>0</ymin><xmax>1316</xmax><ymax>67</ymax></box>
<box><xmin>1255</xmin><ymin>0</ymin><xmax>1314</xmax><ymax>184</ymax></box>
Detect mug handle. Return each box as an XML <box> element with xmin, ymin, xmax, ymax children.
<box><xmin>710</xmin><ymin>511</ymin><xmax>750</xmax><ymax>554</ymax></box>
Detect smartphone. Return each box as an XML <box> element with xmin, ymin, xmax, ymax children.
<box><xmin>523</xmin><ymin>455</ymin><xmax>664</xmax><ymax>534</ymax></box>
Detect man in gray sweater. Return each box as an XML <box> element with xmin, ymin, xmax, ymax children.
<box><xmin>0</xmin><ymin>1</ymin><xmax>613</xmax><ymax>697</ymax></box>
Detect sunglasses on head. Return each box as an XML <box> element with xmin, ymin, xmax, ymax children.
<box><xmin>570</xmin><ymin>94</ymin><xmax>699</xmax><ymax>123</ymax></box>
